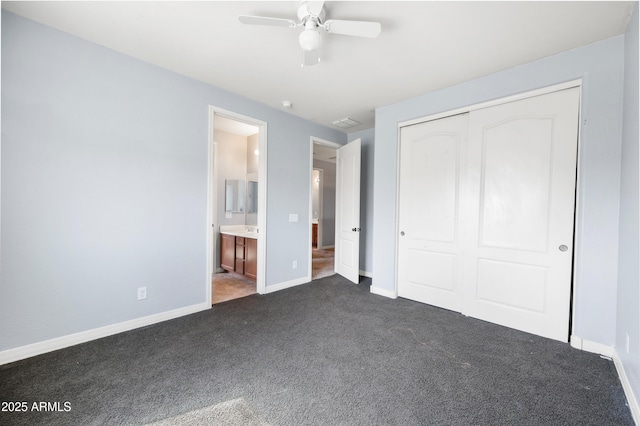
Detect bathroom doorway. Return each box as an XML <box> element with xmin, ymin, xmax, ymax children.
<box><xmin>207</xmin><ymin>107</ymin><xmax>267</xmax><ymax>305</ymax></box>
<box><xmin>310</xmin><ymin>138</ymin><xmax>338</xmax><ymax>280</ymax></box>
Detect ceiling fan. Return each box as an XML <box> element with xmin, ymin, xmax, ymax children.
<box><xmin>238</xmin><ymin>1</ymin><xmax>382</xmax><ymax>67</ymax></box>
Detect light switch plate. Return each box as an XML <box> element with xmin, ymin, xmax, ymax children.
<box><xmin>289</xmin><ymin>213</ymin><xmax>298</xmax><ymax>222</ymax></box>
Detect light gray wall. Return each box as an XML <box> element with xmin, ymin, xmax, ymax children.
<box><xmin>1</xmin><ymin>12</ymin><xmax>346</xmax><ymax>352</ymax></box>
<box><xmin>349</xmin><ymin>128</ymin><xmax>375</xmax><ymax>275</ymax></box>
<box><xmin>313</xmin><ymin>159</ymin><xmax>336</xmax><ymax>248</ymax></box>
<box><xmin>373</xmin><ymin>35</ymin><xmax>625</xmax><ymax>346</ymax></box>
<box><xmin>617</xmin><ymin>2</ymin><xmax>639</xmax><ymax>410</ymax></box>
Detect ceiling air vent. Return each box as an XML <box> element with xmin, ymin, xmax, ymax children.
<box><xmin>331</xmin><ymin>117</ymin><xmax>360</xmax><ymax>129</ymax></box>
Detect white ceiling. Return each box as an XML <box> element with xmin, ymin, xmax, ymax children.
<box><xmin>214</xmin><ymin>115</ymin><xmax>259</xmax><ymax>137</ymax></box>
<box><xmin>3</xmin><ymin>1</ymin><xmax>634</xmax><ymax>133</ymax></box>
<box><xmin>313</xmin><ymin>142</ymin><xmax>337</xmax><ymax>163</ymax></box>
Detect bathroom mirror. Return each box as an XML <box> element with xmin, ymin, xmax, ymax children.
<box><xmin>225</xmin><ymin>179</ymin><xmax>245</xmax><ymax>213</ymax></box>
<box><xmin>247</xmin><ymin>181</ymin><xmax>258</xmax><ymax>213</ymax></box>
<box><xmin>245</xmin><ymin>173</ymin><xmax>258</xmax><ymax>226</ymax></box>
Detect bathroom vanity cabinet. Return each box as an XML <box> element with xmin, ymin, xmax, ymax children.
<box><xmin>312</xmin><ymin>223</ymin><xmax>318</xmax><ymax>248</ymax></box>
<box><xmin>220</xmin><ymin>232</ymin><xmax>257</xmax><ymax>281</ymax></box>
<box><xmin>221</xmin><ymin>233</ymin><xmax>236</xmax><ymax>272</ymax></box>
<box><xmin>244</xmin><ymin>238</ymin><xmax>257</xmax><ymax>280</ymax></box>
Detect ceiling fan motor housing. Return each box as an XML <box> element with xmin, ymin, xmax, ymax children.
<box><xmin>297</xmin><ymin>1</ymin><xmax>325</xmax><ymax>24</ymax></box>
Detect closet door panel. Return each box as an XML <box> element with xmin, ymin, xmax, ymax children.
<box><xmin>397</xmin><ymin>114</ymin><xmax>469</xmax><ymax>312</ymax></box>
<box><xmin>463</xmin><ymin>87</ymin><xmax>580</xmax><ymax>341</ymax></box>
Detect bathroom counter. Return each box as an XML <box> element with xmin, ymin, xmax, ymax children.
<box><xmin>219</xmin><ymin>225</ymin><xmax>258</xmax><ymax>239</ymax></box>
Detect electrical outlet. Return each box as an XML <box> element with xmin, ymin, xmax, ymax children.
<box><xmin>292</xmin><ymin>260</ymin><xmax>298</xmax><ymax>269</ymax></box>
<box><xmin>137</xmin><ymin>287</ymin><xmax>147</xmax><ymax>300</ymax></box>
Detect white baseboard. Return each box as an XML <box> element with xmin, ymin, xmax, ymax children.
<box><xmin>359</xmin><ymin>270</ymin><xmax>373</xmax><ymax>278</ymax></box>
<box><xmin>370</xmin><ymin>285</ymin><xmax>397</xmax><ymax>299</ymax></box>
<box><xmin>570</xmin><ymin>336</ymin><xmax>615</xmax><ymax>357</ymax></box>
<box><xmin>0</xmin><ymin>303</ymin><xmax>210</xmax><ymax>366</ymax></box>
<box><xmin>263</xmin><ymin>276</ymin><xmax>309</xmax><ymax>294</ymax></box>
<box><xmin>570</xmin><ymin>337</ymin><xmax>639</xmax><ymax>423</ymax></box>
<box><xmin>613</xmin><ymin>349</ymin><xmax>640</xmax><ymax>424</ymax></box>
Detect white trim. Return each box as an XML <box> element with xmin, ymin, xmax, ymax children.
<box><xmin>393</xmin><ymin>122</ymin><xmax>403</xmax><ymax>302</ymax></box>
<box><xmin>359</xmin><ymin>270</ymin><xmax>373</xmax><ymax>278</ymax></box>
<box><xmin>569</xmin><ymin>336</ymin><xmax>614</xmax><ymax>357</ymax></box>
<box><xmin>263</xmin><ymin>277</ymin><xmax>310</xmax><ymax>294</ymax></box>
<box><xmin>570</xmin><ymin>338</ymin><xmax>639</xmax><ymax>423</ymax></box>
<box><xmin>205</xmin><ymin>116</ymin><xmax>216</xmax><ymax>306</ymax></box>
<box><xmin>312</xmin><ymin>168</ymin><xmax>324</xmax><ymax>249</ymax></box>
<box><xmin>256</xmin><ymin>122</ymin><xmax>268</xmax><ymax>295</ymax></box>
<box><xmin>370</xmin><ymin>286</ymin><xmax>397</xmax><ymax>299</ymax></box>
<box><xmin>209</xmin><ymin>106</ymin><xmax>268</xmax><ymax>295</ymax></box>
<box><xmin>0</xmin><ymin>303</ymin><xmax>210</xmax><ymax>365</ymax></box>
<box><xmin>612</xmin><ymin>350</ymin><xmax>640</xmax><ymax>424</ymax></box>
<box><xmin>398</xmin><ymin>79</ymin><xmax>583</xmax><ymax>129</ymax></box>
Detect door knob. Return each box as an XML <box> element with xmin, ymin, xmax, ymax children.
<box><xmin>400</xmin><ymin>231</ymin><xmax>405</xmax><ymax>236</ymax></box>
<box><xmin>352</xmin><ymin>227</ymin><xmax>361</xmax><ymax>232</ymax></box>
<box><xmin>559</xmin><ymin>244</ymin><xmax>568</xmax><ymax>252</ymax></box>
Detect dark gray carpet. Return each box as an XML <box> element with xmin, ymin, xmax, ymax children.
<box><xmin>0</xmin><ymin>275</ymin><xmax>634</xmax><ymax>425</ymax></box>
<box><xmin>145</xmin><ymin>398</ymin><xmax>269</xmax><ymax>426</ymax></box>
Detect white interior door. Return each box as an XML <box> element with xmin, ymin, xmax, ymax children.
<box><xmin>463</xmin><ymin>87</ymin><xmax>580</xmax><ymax>341</ymax></box>
<box><xmin>335</xmin><ymin>138</ymin><xmax>361</xmax><ymax>283</ymax></box>
<box><xmin>397</xmin><ymin>87</ymin><xmax>580</xmax><ymax>342</ymax></box>
<box><xmin>398</xmin><ymin>114</ymin><xmax>469</xmax><ymax>311</ymax></box>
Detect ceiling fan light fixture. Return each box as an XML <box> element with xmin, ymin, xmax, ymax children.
<box><xmin>299</xmin><ymin>28</ymin><xmax>321</xmax><ymax>51</ymax></box>
<box><xmin>238</xmin><ymin>1</ymin><xmax>381</xmax><ymax>66</ymax></box>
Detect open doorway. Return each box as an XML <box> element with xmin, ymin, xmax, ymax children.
<box><xmin>310</xmin><ymin>138</ymin><xmax>339</xmax><ymax>280</ymax></box>
<box><xmin>207</xmin><ymin>107</ymin><xmax>267</xmax><ymax>305</ymax></box>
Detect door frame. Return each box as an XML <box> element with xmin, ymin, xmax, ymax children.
<box><xmin>308</xmin><ymin>136</ymin><xmax>341</xmax><ymax>281</ymax></box>
<box><xmin>312</xmin><ymin>167</ymin><xmax>324</xmax><ymax>248</ymax></box>
<box><xmin>395</xmin><ymin>79</ymin><xmax>583</xmax><ymax>338</ymax></box>
<box><xmin>207</xmin><ymin>106</ymin><xmax>268</xmax><ymax>304</ymax></box>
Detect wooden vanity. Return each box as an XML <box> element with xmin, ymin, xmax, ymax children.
<box><xmin>220</xmin><ymin>229</ymin><xmax>257</xmax><ymax>281</ymax></box>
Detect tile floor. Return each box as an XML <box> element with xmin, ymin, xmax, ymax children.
<box><xmin>211</xmin><ymin>247</ymin><xmax>335</xmax><ymax>305</ymax></box>
<box><xmin>211</xmin><ymin>272</ymin><xmax>256</xmax><ymax>305</ymax></box>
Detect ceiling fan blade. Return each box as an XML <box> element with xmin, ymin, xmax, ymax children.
<box><xmin>306</xmin><ymin>1</ymin><xmax>325</xmax><ymax>17</ymax></box>
<box><xmin>302</xmin><ymin>49</ymin><xmax>320</xmax><ymax>67</ymax></box>
<box><xmin>238</xmin><ymin>15</ymin><xmax>297</xmax><ymax>28</ymax></box>
<box><xmin>323</xmin><ymin>19</ymin><xmax>381</xmax><ymax>38</ymax></box>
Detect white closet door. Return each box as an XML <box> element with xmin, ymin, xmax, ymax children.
<box><xmin>398</xmin><ymin>114</ymin><xmax>469</xmax><ymax>311</ymax></box>
<box><xmin>463</xmin><ymin>87</ymin><xmax>580</xmax><ymax>341</ymax></box>
<box><xmin>397</xmin><ymin>87</ymin><xmax>580</xmax><ymax>342</ymax></box>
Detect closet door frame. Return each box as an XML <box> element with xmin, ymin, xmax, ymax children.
<box><xmin>394</xmin><ymin>79</ymin><xmax>583</xmax><ymax>336</ymax></box>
